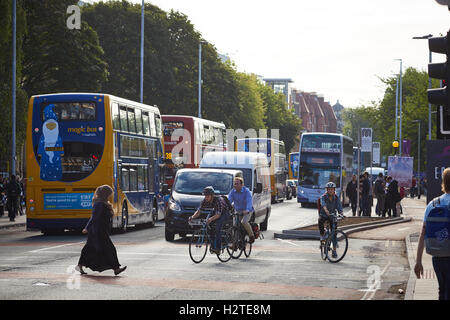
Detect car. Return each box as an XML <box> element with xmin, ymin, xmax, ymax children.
<box><xmin>286</xmin><ymin>179</ymin><xmax>297</xmax><ymax>200</ymax></box>
<box><xmin>164</xmin><ymin>168</ymin><xmax>243</xmax><ymax>241</ymax></box>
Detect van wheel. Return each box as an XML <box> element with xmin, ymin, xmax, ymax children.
<box><xmin>165</xmin><ymin>228</ymin><xmax>175</xmax><ymax>241</ymax></box>
<box><xmin>260</xmin><ymin>211</ymin><xmax>269</xmax><ymax>231</ymax></box>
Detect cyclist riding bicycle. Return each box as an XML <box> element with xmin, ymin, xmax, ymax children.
<box><xmin>188</xmin><ymin>186</ymin><xmax>230</xmax><ymax>254</ymax></box>
<box><xmin>318</xmin><ymin>182</ymin><xmax>343</xmax><ymax>257</ymax></box>
<box><xmin>228</xmin><ymin>177</ymin><xmax>255</xmax><ymax>244</ymax></box>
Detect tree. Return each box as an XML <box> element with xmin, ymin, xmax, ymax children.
<box><xmin>22</xmin><ymin>0</ymin><xmax>108</xmax><ymax>95</ymax></box>
<box><xmin>0</xmin><ymin>0</ymin><xmax>27</xmax><ymax>173</ymax></box>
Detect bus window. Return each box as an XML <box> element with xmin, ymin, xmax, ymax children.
<box><xmin>112</xmin><ymin>103</ymin><xmax>120</xmax><ymax>130</ymax></box>
<box><xmin>155</xmin><ymin>114</ymin><xmax>162</xmax><ymax>137</ymax></box>
<box><xmin>127</xmin><ymin>108</ymin><xmax>137</xmax><ymax>133</ymax></box>
<box><xmin>42</xmin><ymin>102</ymin><xmax>96</xmax><ymax>121</ymax></box>
<box><xmin>149</xmin><ymin>112</ymin><xmax>156</xmax><ymax>137</ymax></box>
<box><xmin>142</xmin><ymin>112</ymin><xmax>150</xmax><ymax>136</ymax></box>
<box><xmin>135</xmin><ymin>109</ymin><xmax>143</xmax><ymax>135</ymax></box>
<box><xmin>129</xmin><ymin>167</ymin><xmax>138</xmax><ymax>191</ymax></box>
<box><xmin>119</xmin><ymin>106</ymin><xmax>128</xmax><ymax>132</ymax></box>
<box><xmin>121</xmin><ymin>167</ymin><xmax>130</xmax><ymax>191</ymax></box>
<box><xmin>137</xmin><ymin>166</ymin><xmax>145</xmax><ymax>191</ymax></box>
<box><xmin>143</xmin><ymin>166</ymin><xmax>149</xmax><ymax>190</ymax></box>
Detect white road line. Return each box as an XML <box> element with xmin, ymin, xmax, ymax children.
<box><xmin>28</xmin><ymin>242</ymin><xmax>84</xmax><ymax>253</ymax></box>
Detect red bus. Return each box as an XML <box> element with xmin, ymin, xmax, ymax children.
<box><xmin>162</xmin><ymin>115</ymin><xmax>227</xmax><ymax>188</ymax></box>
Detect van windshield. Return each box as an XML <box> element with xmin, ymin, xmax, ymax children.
<box><xmin>174</xmin><ymin>172</ymin><xmax>234</xmax><ymax>195</ymax></box>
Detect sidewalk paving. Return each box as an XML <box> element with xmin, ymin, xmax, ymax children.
<box><xmin>0</xmin><ymin>212</ymin><xmax>27</xmax><ymax>229</ymax></box>
<box><xmin>401</xmin><ymin>196</ymin><xmax>439</xmax><ymax>300</ymax></box>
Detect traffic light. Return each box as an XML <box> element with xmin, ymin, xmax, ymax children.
<box><xmin>427</xmin><ymin>30</ymin><xmax>450</xmax><ymax>137</ymax></box>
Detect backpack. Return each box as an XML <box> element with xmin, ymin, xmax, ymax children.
<box><xmin>424</xmin><ymin>196</ymin><xmax>450</xmax><ymax>257</ymax></box>
<box><xmin>250</xmin><ymin>221</ymin><xmax>260</xmax><ymax>239</ymax></box>
<box><xmin>220</xmin><ymin>195</ymin><xmax>233</xmax><ymax>213</ymax></box>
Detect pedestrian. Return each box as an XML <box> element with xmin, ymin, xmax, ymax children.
<box><xmin>414</xmin><ymin>168</ymin><xmax>450</xmax><ymax>300</ymax></box>
<box><xmin>361</xmin><ymin>172</ymin><xmax>371</xmax><ymax>216</ymax></box>
<box><xmin>374</xmin><ymin>172</ymin><xmax>386</xmax><ymax>216</ymax></box>
<box><xmin>6</xmin><ymin>175</ymin><xmax>21</xmax><ymax>222</ymax></box>
<box><xmin>386</xmin><ymin>179</ymin><xmax>400</xmax><ymax>217</ymax></box>
<box><xmin>346</xmin><ymin>174</ymin><xmax>358</xmax><ymax>216</ymax></box>
<box><xmin>0</xmin><ymin>177</ymin><xmax>5</xmax><ymax>217</ymax></box>
<box><xmin>76</xmin><ymin>185</ymin><xmax>127</xmax><ymax>276</ymax></box>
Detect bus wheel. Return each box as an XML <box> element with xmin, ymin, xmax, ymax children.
<box><xmin>260</xmin><ymin>211</ymin><xmax>268</xmax><ymax>231</ymax></box>
<box><xmin>149</xmin><ymin>205</ymin><xmax>157</xmax><ymax>228</ymax></box>
<box><xmin>121</xmin><ymin>205</ymin><xmax>128</xmax><ymax>233</ymax></box>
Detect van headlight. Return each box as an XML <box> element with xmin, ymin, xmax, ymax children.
<box><xmin>168</xmin><ymin>199</ymin><xmax>181</xmax><ymax>212</ymax></box>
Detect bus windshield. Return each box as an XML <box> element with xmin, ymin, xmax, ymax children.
<box><xmin>33</xmin><ymin>101</ymin><xmax>104</xmax><ymax>182</ymax></box>
<box><xmin>299</xmin><ymin>153</ymin><xmax>341</xmax><ymax>188</ymax></box>
<box><xmin>174</xmin><ymin>171</ymin><xmax>234</xmax><ymax>195</ymax></box>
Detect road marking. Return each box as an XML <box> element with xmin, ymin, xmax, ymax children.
<box><xmin>28</xmin><ymin>242</ymin><xmax>83</xmax><ymax>253</ymax></box>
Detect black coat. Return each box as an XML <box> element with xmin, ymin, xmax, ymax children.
<box><xmin>78</xmin><ymin>202</ymin><xmax>121</xmax><ymax>272</ymax></box>
<box><xmin>386</xmin><ymin>180</ymin><xmax>401</xmax><ymax>204</ymax></box>
<box><xmin>346</xmin><ymin>181</ymin><xmax>358</xmax><ymax>201</ymax></box>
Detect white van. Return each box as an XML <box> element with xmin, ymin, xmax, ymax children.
<box><xmin>364</xmin><ymin>167</ymin><xmax>387</xmax><ymax>183</ymax></box>
<box><xmin>200</xmin><ymin>152</ymin><xmax>271</xmax><ymax>231</ymax></box>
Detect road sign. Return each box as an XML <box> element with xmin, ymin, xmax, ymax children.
<box><xmin>361</xmin><ymin>128</ymin><xmax>373</xmax><ymax>152</ymax></box>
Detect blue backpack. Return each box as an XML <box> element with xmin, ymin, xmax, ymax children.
<box><xmin>425</xmin><ymin>196</ymin><xmax>450</xmax><ymax>257</ymax></box>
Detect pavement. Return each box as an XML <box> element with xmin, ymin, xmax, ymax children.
<box><xmin>0</xmin><ymin>196</ymin><xmax>438</xmax><ymax>300</ymax></box>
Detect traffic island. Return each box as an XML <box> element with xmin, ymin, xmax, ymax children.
<box><xmin>274</xmin><ymin>216</ymin><xmax>412</xmax><ymax>240</ymax></box>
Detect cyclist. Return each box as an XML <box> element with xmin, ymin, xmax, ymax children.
<box><xmin>318</xmin><ymin>182</ymin><xmax>343</xmax><ymax>258</ymax></box>
<box><xmin>188</xmin><ymin>186</ymin><xmax>230</xmax><ymax>254</ymax></box>
<box><xmin>228</xmin><ymin>177</ymin><xmax>255</xmax><ymax>244</ymax></box>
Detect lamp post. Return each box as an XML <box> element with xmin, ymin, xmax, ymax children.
<box><xmin>140</xmin><ymin>0</ymin><xmax>144</xmax><ymax>103</ymax></box>
<box><xmin>412</xmin><ymin>34</ymin><xmax>433</xmax><ymax>140</ymax></box>
<box><xmin>198</xmin><ymin>41</ymin><xmax>204</xmax><ymax>118</ymax></box>
<box><xmin>12</xmin><ymin>0</ymin><xmax>16</xmax><ymax>176</ymax></box>
<box><xmin>394</xmin><ymin>59</ymin><xmax>402</xmax><ymax>155</ymax></box>
<box><xmin>412</xmin><ymin>120</ymin><xmax>421</xmax><ymax>198</ymax></box>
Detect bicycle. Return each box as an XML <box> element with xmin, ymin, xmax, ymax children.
<box><xmin>228</xmin><ymin>212</ymin><xmax>252</xmax><ymax>259</ymax></box>
<box><xmin>320</xmin><ymin>213</ymin><xmax>348</xmax><ymax>263</ymax></box>
<box><xmin>188</xmin><ymin>218</ymin><xmax>233</xmax><ymax>263</ymax></box>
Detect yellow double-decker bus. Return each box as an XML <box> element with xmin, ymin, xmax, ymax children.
<box><xmin>26</xmin><ymin>93</ymin><xmax>166</xmax><ymax>234</ymax></box>
<box><xmin>236</xmin><ymin>138</ymin><xmax>287</xmax><ymax>203</ymax></box>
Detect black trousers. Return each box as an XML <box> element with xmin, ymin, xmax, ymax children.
<box><xmin>7</xmin><ymin>196</ymin><xmax>18</xmax><ymax>221</ymax></box>
<box><xmin>318</xmin><ymin>214</ymin><xmax>332</xmax><ymax>236</ymax></box>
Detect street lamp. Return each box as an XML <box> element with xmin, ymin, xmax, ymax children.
<box><xmin>198</xmin><ymin>40</ymin><xmax>206</xmax><ymax>119</ymax></box>
<box><xmin>412</xmin><ymin>34</ymin><xmax>433</xmax><ymax>140</ymax></box>
<box><xmin>412</xmin><ymin>119</ymin><xmax>421</xmax><ymax>198</ymax></box>
<box><xmin>394</xmin><ymin>59</ymin><xmax>403</xmax><ymax>155</ymax></box>
<box><xmin>140</xmin><ymin>0</ymin><xmax>144</xmax><ymax>103</ymax></box>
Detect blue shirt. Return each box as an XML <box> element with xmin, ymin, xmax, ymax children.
<box><xmin>423</xmin><ymin>193</ymin><xmax>450</xmax><ymax>222</ymax></box>
<box><xmin>228</xmin><ymin>186</ymin><xmax>253</xmax><ymax>212</ymax></box>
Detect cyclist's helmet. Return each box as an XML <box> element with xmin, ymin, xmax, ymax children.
<box><xmin>326</xmin><ymin>182</ymin><xmax>336</xmax><ymax>189</ymax></box>
<box><xmin>202</xmin><ymin>186</ymin><xmax>215</xmax><ymax>196</ymax></box>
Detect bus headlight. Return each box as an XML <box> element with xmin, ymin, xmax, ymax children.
<box><xmin>30</xmin><ymin>207</ymin><xmax>35</xmax><ymax>212</ymax></box>
<box><xmin>168</xmin><ymin>199</ymin><xmax>181</xmax><ymax>212</ymax></box>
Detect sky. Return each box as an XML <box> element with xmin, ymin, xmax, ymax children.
<box><xmin>128</xmin><ymin>0</ymin><xmax>449</xmax><ymax>109</ymax></box>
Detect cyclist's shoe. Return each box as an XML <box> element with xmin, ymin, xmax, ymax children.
<box><xmin>249</xmin><ymin>236</ymin><xmax>255</xmax><ymax>244</ymax></box>
<box><xmin>332</xmin><ymin>250</ymin><xmax>338</xmax><ymax>258</ymax></box>
<box><xmin>210</xmin><ymin>248</ymin><xmax>220</xmax><ymax>254</ymax></box>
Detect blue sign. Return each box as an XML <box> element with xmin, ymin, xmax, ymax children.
<box><xmin>44</xmin><ymin>193</ymin><xmax>93</xmax><ymax>210</ymax></box>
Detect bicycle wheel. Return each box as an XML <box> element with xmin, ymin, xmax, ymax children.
<box><xmin>243</xmin><ymin>234</ymin><xmax>252</xmax><ymax>258</ymax></box>
<box><xmin>189</xmin><ymin>230</ymin><xmax>208</xmax><ymax>264</ymax></box>
<box><xmin>228</xmin><ymin>227</ymin><xmax>244</xmax><ymax>259</ymax></box>
<box><xmin>216</xmin><ymin>229</ymin><xmax>232</xmax><ymax>262</ymax></box>
<box><xmin>325</xmin><ymin>229</ymin><xmax>348</xmax><ymax>263</ymax></box>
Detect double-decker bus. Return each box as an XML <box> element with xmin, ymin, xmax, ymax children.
<box><xmin>236</xmin><ymin>138</ymin><xmax>287</xmax><ymax>203</ymax></box>
<box><xmin>161</xmin><ymin>115</ymin><xmax>226</xmax><ymax>188</ymax></box>
<box><xmin>26</xmin><ymin>93</ymin><xmax>166</xmax><ymax>234</ymax></box>
<box><xmin>296</xmin><ymin>133</ymin><xmax>353</xmax><ymax>206</ymax></box>
<box><xmin>288</xmin><ymin>152</ymin><xmax>299</xmax><ymax>179</ymax></box>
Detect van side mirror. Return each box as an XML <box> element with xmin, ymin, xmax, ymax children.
<box><xmin>254</xmin><ymin>182</ymin><xmax>263</xmax><ymax>194</ymax></box>
<box><xmin>162</xmin><ymin>184</ymin><xmax>170</xmax><ymax>195</ymax></box>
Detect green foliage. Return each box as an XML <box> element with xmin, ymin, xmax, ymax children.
<box><xmin>343</xmin><ymin>67</ymin><xmax>432</xmax><ymax>173</ymax></box>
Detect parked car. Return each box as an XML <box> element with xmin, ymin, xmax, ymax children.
<box><xmin>164</xmin><ymin>168</ymin><xmax>243</xmax><ymax>241</ymax></box>
<box><xmin>200</xmin><ymin>151</ymin><xmax>271</xmax><ymax>231</ymax></box>
<box><xmin>286</xmin><ymin>179</ymin><xmax>297</xmax><ymax>200</ymax></box>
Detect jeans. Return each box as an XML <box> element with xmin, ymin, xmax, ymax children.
<box><xmin>432</xmin><ymin>256</ymin><xmax>450</xmax><ymax>300</ymax></box>
<box><xmin>209</xmin><ymin>212</ymin><xmax>230</xmax><ymax>250</ymax></box>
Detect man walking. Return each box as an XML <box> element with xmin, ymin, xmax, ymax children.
<box><xmin>346</xmin><ymin>174</ymin><xmax>358</xmax><ymax>216</ymax></box>
<box><xmin>374</xmin><ymin>172</ymin><xmax>386</xmax><ymax>216</ymax></box>
<box><xmin>6</xmin><ymin>175</ymin><xmax>21</xmax><ymax>222</ymax></box>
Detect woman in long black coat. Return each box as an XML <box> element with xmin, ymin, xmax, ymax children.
<box><xmin>76</xmin><ymin>185</ymin><xmax>127</xmax><ymax>275</ymax></box>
